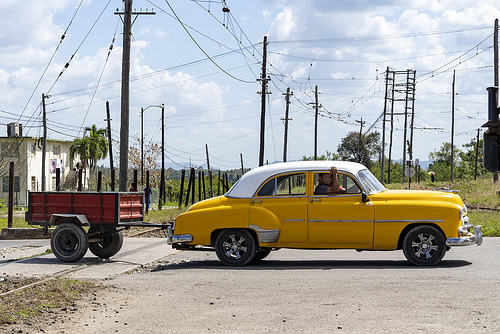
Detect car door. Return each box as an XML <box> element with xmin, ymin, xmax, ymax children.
<box><xmin>249</xmin><ymin>172</ymin><xmax>308</xmax><ymax>244</ymax></box>
<box><xmin>307</xmin><ymin>171</ymin><xmax>374</xmax><ymax>248</ymax></box>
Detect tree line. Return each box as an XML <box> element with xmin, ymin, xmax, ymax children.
<box><xmin>72</xmin><ymin>125</ymin><xmax>487</xmax><ymax>207</ymax></box>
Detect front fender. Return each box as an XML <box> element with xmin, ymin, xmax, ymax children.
<box><xmin>174</xmin><ymin>199</ymin><xmax>249</xmax><ymax>246</ymax></box>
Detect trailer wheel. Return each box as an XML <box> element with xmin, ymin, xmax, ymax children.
<box><xmin>88</xmin><ymin>227</ymin><xmax>123</xmax><ymax>259</ymax></box>
<box><xmin>50</xmin><ymin>223</ymin><xmax>89</xmax><ymax>262</ymax></box>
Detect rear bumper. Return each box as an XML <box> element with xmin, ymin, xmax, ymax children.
<box><xmin>166</xmin><ymin>226</ymin><xmax>192</xmax><ymax>244</ymax></box>
<box><xmin>446</xmin><ymin>225</ymin><xmax>483</xmax><ymax>247</ymax></box>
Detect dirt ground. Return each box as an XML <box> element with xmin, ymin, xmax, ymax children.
<box><xmin>3</xmin><ymin>240</ymin><xmax>500</xmax><ymax>334</ymax></box>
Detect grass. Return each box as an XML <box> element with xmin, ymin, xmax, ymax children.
<box><xmin>0</xmin><ymin>278</ymin><xmax>99</xmax><ymax>325</ymax></box>
<box><xmin>0</xmin><ymin>208</ymin><xmax>27</xmax><ymax>230</ymax></box>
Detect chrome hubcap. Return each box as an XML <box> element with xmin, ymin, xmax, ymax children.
<box><xmin>411</xmin><ymin>233</ymin><xmax>438</xmax><ymax>259</ymax></box>
<box><xmin>223</xmin><ymin>234</ymin><xmax>248</xmax><ymax>259</ymax></box>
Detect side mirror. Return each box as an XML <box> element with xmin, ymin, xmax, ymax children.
<box><xmin>362</xmin><ymin>192</ymin><xmax>370</xmax><ymax>202</ymax></box>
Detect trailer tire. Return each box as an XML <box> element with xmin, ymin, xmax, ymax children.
<box><xmin>51</xmin><ymin>223</ymin><xmax>89</xmax><ymax>262</ymax></box>
<box><xmin>88</xmin><ymin>227</ymin><xmax>123</xmax><ymax>259</ymax></box>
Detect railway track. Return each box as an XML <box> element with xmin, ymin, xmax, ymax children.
<box><xmin>0</xmin><ymin>237</ymin><xmax>171</xmax><ymax>297</ymax></box>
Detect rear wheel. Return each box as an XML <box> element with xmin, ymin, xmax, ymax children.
<box><xmin>88</xmin><ymin>227</ymin><xmax>123</xmax><ymax>259</ymax></box>
<box><xmin>402</xmin><ymin>225</ymin><xmax>446</xmax><ymax>266</ymax></box>
<box><xmin>50</xmin><ymin>223</ymin><xmax>88</xmax><ymax>262</ymax></box>
<box><xmin>215</xmin><ymin>229</ymin><xmax>256</xmax><ymax>266</ymax></box>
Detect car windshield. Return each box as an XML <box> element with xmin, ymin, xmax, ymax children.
<box><xmin>357</xmin><ymin>169</ymin><xmax>386</xmax><ymax>195</ymax></box>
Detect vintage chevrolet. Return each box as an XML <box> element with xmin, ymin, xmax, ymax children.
<box><xmin>167</xmin><ymin>161</ymin><xmax>482</xmax><ymax>266</ymax></box>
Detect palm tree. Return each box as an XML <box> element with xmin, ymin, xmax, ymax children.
<box><xmin>85</xmin><ymin>125</ymin><xmax>108</xmax><ymax>175</ymax></box>
<box><xmin>70</xmin><ymin>124</ymin><xmax>108</xmax><ymax>178</ymax></box>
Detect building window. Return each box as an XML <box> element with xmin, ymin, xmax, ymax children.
<box><xmin>53</xmin><ymin>145</ymin><xmax>60</xmax><ymax>157</ymax></box>
<box><xmin>2</xmin><ymin>177</ymin><xmax>20</xmax><ymax>192</ymax></box>
<box><xmin>31</xmin><ymin>176</ymin><xmax>36</xmax><ymax>191</ymax></box>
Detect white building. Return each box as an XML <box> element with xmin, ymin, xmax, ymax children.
<box><xmin>0</xmin><ymin>123</ymin><xmax>88</xmax><ymax>206</ymax></box>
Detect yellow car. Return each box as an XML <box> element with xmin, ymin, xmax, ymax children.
<box><xmin>167</xmin><ymin>161</ymin><xmax>482</xmax><ymax>266</ymax></box>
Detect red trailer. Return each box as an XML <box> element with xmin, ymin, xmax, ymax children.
<box><xmin>26</xmin><ymin>191</ymin><xmax>165</xmax><ymax>262</ymax></box>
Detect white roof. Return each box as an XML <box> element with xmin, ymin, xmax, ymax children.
<box><xmin>226</xmin><ymin>161</ymin><xmax>367</xmax><ymax>198</ymax></box>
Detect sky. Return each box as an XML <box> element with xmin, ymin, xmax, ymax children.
<box><xmin>0</xmin><ymin>0</ymin><xmax>499</xmax><ymax>171</ymax></box>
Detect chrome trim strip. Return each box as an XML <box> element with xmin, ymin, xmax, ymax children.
<box><xmin>308</xmin><ymin>220</ymin><xmax>372</xmax><ymax>223</ymax></box>
<box><xmin>252</xmin><ymin>195</ymin><xmax>309</xmax><ymax>199</ymax></box>
<box><xmin>375</xmin><ymin>219</ymin><xmax>445</xmax><ymax>223</ymax></box>
<box><xmin>283</xmin><ymin>219</ymin><xmax>305</xmax><ymax>222</ymax></box>
<box><xmin>309</xmin><ymin>194</ymin><xmax>361</xmax><ymax>198</ymax></box>
<box><xmin>249</xmin><ymin>225</ymin><xmax>281</xmax><ymax>243</ymax></box>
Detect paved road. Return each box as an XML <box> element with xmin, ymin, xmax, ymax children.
<box><xmin>0</xmin><ymin>238</ymin><xmax>176</xmax><ymax>280</ymax></box>
<box><xmin>3</xmin><ymin>237</ymin><xmax>498</xmax><ymax>334</ymax></box>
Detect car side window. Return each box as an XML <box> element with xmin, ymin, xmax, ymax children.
<box><xmin>339</xmin><ymin>174</ymin><xmax>361</xmax><ymax>194</ymax></box>
<box><xmin>257</xmin><ymin>173</ymin><xmax>306</xmax><ymax>196</ymax></box>
<box><xmin>313</xmin><ymin>172</ymin><xmax>361</xmax><ymax>195</ymax></box>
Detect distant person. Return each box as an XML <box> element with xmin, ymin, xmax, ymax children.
<box><xmin>144</xmin><ymin>187</ymin><xmax>152</xmax><ymax>209</ymax></box>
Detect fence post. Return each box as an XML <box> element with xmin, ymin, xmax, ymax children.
<box><xmin>208</xmin><ymin>170</ymin><xmax>213</xmax><ymax>197</ymax></box>
<box><xmin>202</xmin><ymin>171</ymin><xmax>206</xmax><ymax>200</ymax></box>
<box><xmin>217</xmin><ymin>170</ymin><xmax>221</xmax><ymax>196</ymax></box>
<box><xmin>145</xmin><ymin>170</ymin><xmax>150</xmax><ymax>214</ymax></box>
<box><xmin>198</xmin><ymin>170</ymin><xmax>202</xmax><ymax>202</ymax></box>
<box><xmin>178</xmin><ymin>169</ymin><xmax>186</xmax><ymax>207</ymax></box>
<box><xmin>97</xmin><ymin>171</ymin><xmax>102</xmax><ymax>191</ymax></box>
<box><xmin>132</xmin><ymin>169</ymin><xmax>138</xmax><ymax>191</ymax></box>
<box><xmin>111</xmin><ymin>168</ymin><xmax>115</xmax><ymax>191</ymax></box>
<box><xmin>184</xmin><ymin>169</ymin><xmax>193</xmax><ymax>206</ymax></box>
<box><xmin>78</xmin><ymin>169</ymin><xmax>83</xmax><ymax>191</ymax></box>
<box><xmin>56</xmin><ymin>167</ymin><xmax>61</xmax><ymax>191</ymax></box>
<box><xmin>190</xmin><ymin>168</ymin><xmax>196</xmax><ymax>205</ymax></box>
<box><xmin>8</xmin><ymin>161</ymin><xmax>14</xmax><ymax>228</ymax></box>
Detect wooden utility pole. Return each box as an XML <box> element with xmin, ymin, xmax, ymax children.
<box><xmin>240</xmin><ymin>153</ymin><xmax>244</xmax><ymax>176</ymax></box>
<box><xmin>105</xmin><ymin>101</ymin><xmax>113</xmax><ymax>171</ymax></box>
<box><xmin>115</xmin><ymin>3</ymin><xmax>155</xmax><ymax>191</ymax></box>
<box><xmin>205</xmin><ymin>144</ymin><xmax>211</xmax><ymax>170</ymax></box>
<box><xmin>451</xmin><ymin>70</ymin><xmax>456</xmax><ymax>182</ymax></box>
<box><xmin>355</xmin><ymin>118</ymin><xmax>365</xmax><ymax>163</ymax></box>
<box><xmin>388</xmin><ymin>71</ymin><xmax>395</xmax><ymax>182</ymax></box>
<box><xmin>41</xmin><ymin>93</ymin><xmax>47</xmax><ymax>191</ymax></box>
<box><xmin>282</xmin><ymin>88</ymin><xmax>293</xmax><ymax>162</ymax></box>
<box><xmin>160</xmin><ymin>104</ymin><xmax>165</xmax><ymax>205</ymax></box>
<box><xmin>118</xmin><ymin>0</ymin><xmax>132</xmax><ymax>191</ymax></box>
<box><xmin>402</xmin><ymin>70</ymin><xmax>411</xmax><ymax>183</ymax></box>
<box><xmin>313</xmin><ymin>85</ymin><xmax>320</xmax><ymax>160</ymax></box>
<box><xmin>258</xmin><ymin>36</ymin><xmax>269</xmax><ymax>166</ymax></box>
<box><xmin>381</xmin><ymin>67</ymin><xmax>390</xmax><ymax>183</ymax></box>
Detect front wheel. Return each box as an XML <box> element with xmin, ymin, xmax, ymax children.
<box><xmin>50</xmin><ymin>223</ymin><xmax>89</xmax><ymax>262</ymax></box>
<box><xmin>215</xmin><ymin>229</ymin><xmax>256</xmax><ymax>266</ymax></box>
<box><xmin>402</xmin><ymin>226</ymin><xmax>446</xmax><ymax>266</ymax></box>
<box><xmin>88</xmin><ymin>227</ymin><xmax>123</xmax><ymax>259</ymax></box>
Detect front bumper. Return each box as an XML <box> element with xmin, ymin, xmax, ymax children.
<box><xmin>166</xmin><ymin>226</ymin><xmax>192</xmax><ymax>244</ymax></box>
<box><xmin>446</xmin><ymin>225</ymin><xmax>483</xmax><ymax>247</ymax></box>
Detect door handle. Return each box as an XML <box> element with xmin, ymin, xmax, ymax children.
<box><xmin>310</xmin><ymin>198</ymin><xmax>321</xmax><ymax>202</ymax></box>
<box><xmin>251</xmin><ymin>200</ymin><xmax>262</xmax><ymax>203</ymax></box>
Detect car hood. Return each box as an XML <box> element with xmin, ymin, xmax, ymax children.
<box><xmin>372</xmin><ymin>189</ymin><xmax>464</xmax><ymax>206</ymax></box>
